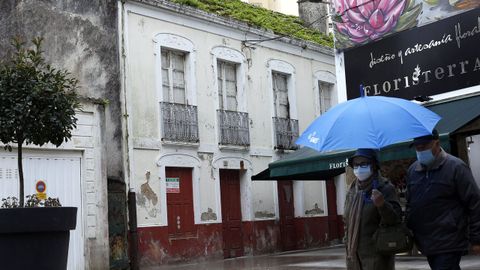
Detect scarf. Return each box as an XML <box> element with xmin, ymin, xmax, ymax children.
<box><xmin>346</xmin><ymin>177</ymin><xmax>374</xmax><ymax>270</ymax></box>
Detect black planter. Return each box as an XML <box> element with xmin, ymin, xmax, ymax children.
<box><xmin>0</xmin><ymin>207</ymin><xmax>77</xmax><ymax>270</ymax></box>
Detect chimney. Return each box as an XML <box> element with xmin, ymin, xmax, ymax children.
<box><xmin>298</xmin><ymin>0</ymin><xmax>330</xmax><ymax>35</ymax></box>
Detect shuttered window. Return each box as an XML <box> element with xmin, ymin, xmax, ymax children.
<box><xmin>161</xmin><ymin>49</ymin><xmax>186</xmax><ymax>104</ymax></box>
<box><xmin>217</xmin><ymin>61</ymin><xmax>238</xmax><ymax>111</ymax></box>
<box><xmin>273</xmin><ymin>72</ymin><xmax>289</xmax><ymax>118</ymax></box>
<box><xmin>318</xmin><ymin>81</ymin><xmax>332</xmax><ymax>114</ymax></box>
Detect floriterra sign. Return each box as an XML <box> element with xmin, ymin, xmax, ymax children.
<box><xmin>345</xmin><ymin>8</ymin><xmax>480</xmax><ymax>100</ymax></box>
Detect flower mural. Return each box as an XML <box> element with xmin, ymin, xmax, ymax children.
<box><xmin>333</xmin><ymin>0</ymin><xmax>480</xmax><ymax>50</ymax></box>
<box><xmin>335</xmin><ymin>0</ymin><xmax>406</xmax><ymax>42</ymax></box>
<box><xmin>333</xmin><ymin>0</ymin><xmax>423</xmax><ymax>50</ymax></box>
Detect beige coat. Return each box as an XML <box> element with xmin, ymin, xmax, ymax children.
<box><xmin>345</xmin><ymin>177</ymin><xmax>402</xmax><ymax>270</ymax></box>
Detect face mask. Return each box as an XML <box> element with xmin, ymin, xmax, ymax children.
<box><xmin>416</xmin><ymin>149</ymin><xmax>435</xmax><ymax>166</ymax></box>
<box><xmin>353</xmin><ymin>165</ymin><xmax>372</xmax><ymax>181</ymax></box>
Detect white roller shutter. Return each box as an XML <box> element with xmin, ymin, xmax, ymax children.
<box><xmin>0</xmin><ymin>151</ymin><xmax>84</xmax><ymax>270</ymax></box>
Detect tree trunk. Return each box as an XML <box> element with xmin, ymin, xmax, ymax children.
<box><xmin>17</xmin><ymin>142</ymin><xmax>24</xmax><ymax>207</ymax></box>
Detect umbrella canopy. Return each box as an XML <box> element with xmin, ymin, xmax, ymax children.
<box><xmin>296</xmin><ymin>95</ymin><xmax>441</xmax><ymax>152</ymax></box>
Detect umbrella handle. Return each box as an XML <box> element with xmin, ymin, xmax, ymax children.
<box><xmin>359</xmin><ymin>84</ymin><xmax>365</xmax><ymax>97</ymax></box>
<box><xmin>373</xmin><ymin>179</ymin><xmax>379</xmax><ymax>189</ymax></box>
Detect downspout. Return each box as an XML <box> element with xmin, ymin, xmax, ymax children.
<box><xmin>118</xmin><ymin>1</ymin><xmax>139</xmax><ymax>269</ymax></box>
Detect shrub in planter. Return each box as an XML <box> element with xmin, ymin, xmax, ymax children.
<box><xmin>0</xmin><ymin>37</ymin><xmax>80</xmax><ymax>270</ymax></box>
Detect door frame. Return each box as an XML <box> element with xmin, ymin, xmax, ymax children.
<box><xmin>219</xmin><ymin>169</ymin><xmax>244</xmax><ymax>258</ymax></box>
<box><xmin>277</xmin><ymin>180</ymin><xmax>296</xmax><ymax>251</ymax></box>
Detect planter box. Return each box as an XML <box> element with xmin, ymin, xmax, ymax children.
<box><xmin>0</xmin><ymin>207</ymin><xmax>77</xmax><ymax>270</ymax></box>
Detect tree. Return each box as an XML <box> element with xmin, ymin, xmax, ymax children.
<box><xmin>0</xmin><ymin>37</ymin><xmax>80</xmax><ymax>207</ymax></box>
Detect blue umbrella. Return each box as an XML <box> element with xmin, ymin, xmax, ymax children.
<box><xmin>296</xmin><ymin>95</ymin><xmax>441</xmax><ymax>152</ymax></box>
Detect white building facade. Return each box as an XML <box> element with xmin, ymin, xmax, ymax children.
<box><xmin>119</xmin><ymin>0</ymin><xmax>339</xmax><ymax>265</ymax></box>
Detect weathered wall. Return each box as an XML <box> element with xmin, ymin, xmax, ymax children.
<box><xmin>122</xmin><ymin>0</ymin><xmax>338</xmax><ymax>264</ymax></box>
<box><xmin>0</xmin><ymin>0</ymin><xmax>123</xmax><ymax>180</ymax></box>
<box><xmin>124</xmin><ymin>2</ymin><xmax>334</xmax><ymax>228</ymax></box>
<box><xmin>0</xmin><ymin>1</ymin><xmax>123</xmax><ymax>269</ymax></box>
<box><xmin>298</xmin><ymin>0</ymin><xmax>330</xmax><ymax>35</ymax></box>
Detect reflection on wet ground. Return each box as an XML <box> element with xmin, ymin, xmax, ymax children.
<box><xmin>143</xmin><ymin>245</ymin><xmax>480</xmax><ymax>270</ymax></box>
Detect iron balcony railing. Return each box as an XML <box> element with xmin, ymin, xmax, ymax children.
<box><xmin>273</xmin><ymin>117</ymin><xmax>299</xmax><ymax>150</ymax></box>
<box><xmin>217</xmin><ymin>110</ymin><xmax>250</xmax><ymax>146</ymax></box>
<box><xmin>160</xmin><ymin>102</ymin><xmax>199</xmax><ymax>143</ymax></box>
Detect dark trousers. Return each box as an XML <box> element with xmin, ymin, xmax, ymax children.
<box><xmin>426</xmin><ymin>252</ymin><xmax>463</xmax><ymax>270</ymax></box>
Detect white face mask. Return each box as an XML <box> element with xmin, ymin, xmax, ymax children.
<box><xmin>416</xmin><ymin>149</ymin><xmax>435</xmax><ymax>166</ymax></box>
<box><xmin>353</xmin><ymin>165</ymin><xmax>373</xmax><ymax>181</ymax></box>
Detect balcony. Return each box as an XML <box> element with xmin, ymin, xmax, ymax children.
<box><xmin>273</xmin><ymin>117</ymin><xmax>299</xmax><ymax>150</ymax></box>
<box><xmin>217</xmin><ymin>110</ymin><xmax>250</xmax><ymax>147</ymax></box>
<box><xmin>160</xmin><ymin>102</ymin><xmax>199</xmax><ymax>143</ymax></box>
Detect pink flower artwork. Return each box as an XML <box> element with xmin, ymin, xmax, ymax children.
<box><xmin>334</xmin><ymin>0</ymin><xmax>407</xmax><ymax>44</ymax></box>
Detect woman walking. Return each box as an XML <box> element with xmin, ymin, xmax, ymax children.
<box><xmin>345</xmin><ymin>148</ymin><xmax>402</xmax><ymax>270</ymax></box>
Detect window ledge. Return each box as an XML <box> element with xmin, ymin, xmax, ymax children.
<box><xmin>219</xmin><ymin>144</ymin><xmax>250</xmax><ymax>151</ymax></box>
<box><xmin>162</xmin><ymin>140</ymin><xmax>200</xmax><ymax>148</ymax></box>
<box><xmin>274</xmin><ymin>148</ymin><xmax>297</xmax><ymax>153</ymax></box>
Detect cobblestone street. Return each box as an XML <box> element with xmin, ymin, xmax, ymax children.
<box><xmin>144</xmin><ymin>246</ymin><xmax>480</xmax><ymax>270</ymax></box>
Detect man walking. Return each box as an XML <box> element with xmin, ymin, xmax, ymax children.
<box><xmin>406</xmin><ymin>129</ymin><xmax>480</xmax><ymax>270</ymax></box>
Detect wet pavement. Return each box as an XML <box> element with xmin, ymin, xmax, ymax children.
<box><xmin>143</xmin><ymin>246</ymin><xmax>480</xmax><ymax>270</ymax></box>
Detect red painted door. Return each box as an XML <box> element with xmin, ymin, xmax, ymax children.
<box><xmin>220</xmin><ymin>169</ymin><xmax>244</xmax><ymax>258</ymax></box>
<box><xmin>278</xmin><ymin>180</ymin><xmax>296</xmax><ymax>251</ymax></box>
<box><xmin>326</xmin><ymin>180</ymin><xmax>340</xmax><ymax>241</ymax></box>
<box><xmin>166</xmin><ymin>167</ymin><xmax>195</xmax><ymax>238</ymax></box>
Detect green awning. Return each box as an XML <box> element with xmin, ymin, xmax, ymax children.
<box><xmin>267</xmin><ymin>147</ymin><xmax>351</xmax><ymax>180</ymax></box>
<box><xmin>253</xmin><ymin>135</ymin><xmax>450</xmax><ymax>181</ymax></box>
<box><xmin>426</xmin><ymin>94</ymin><xmax>480</xmax><ymax>134</ymax></box>
<box><xmin>252</xmin><ymin>94</ymin><xmax>480</xmax><ymax>181</ymax></box>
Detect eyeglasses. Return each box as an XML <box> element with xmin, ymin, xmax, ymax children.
<box><xmin>352</xmin><ymin>162</ymin><xmax>371</xmax><ymax>169</ymax></box>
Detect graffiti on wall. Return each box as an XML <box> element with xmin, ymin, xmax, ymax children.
<box><xmin>333</xmin><ymin>0</ymin><xmax>480</xmax><ymax>50</ymax></box>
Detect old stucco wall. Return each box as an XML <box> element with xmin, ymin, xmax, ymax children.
<box><xmin>0</xmin><ymin>1</ymin><xmax>122</xmax><ymax>269</ymax></box>
<box><xmin>0</xmin><ymin>0</ymin><xmax>122</xmax><ymax>180</ymax></box>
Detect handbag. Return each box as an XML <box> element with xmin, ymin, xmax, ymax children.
<box><xmin>373</xmin><ymin>222</ymin><xmax>414</xmax><ymax>255</ymax></box>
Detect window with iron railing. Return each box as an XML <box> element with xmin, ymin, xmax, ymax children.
<box><xmin>160</xmin><ymin>102</ymin><xmax>199</xmax><ymax>143</ymax></box>
<box><xmin>217</xmin><ymin>110</ymin><xmax>250</xmax><ymax>146</ymax></box>
<box><xmin>273</xmin><ymin>117</ymin><xmax>299</xmax><ymax>150</ymax></box>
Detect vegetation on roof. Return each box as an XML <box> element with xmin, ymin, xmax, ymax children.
<box><xmin>170</xmin><ymin>0</ymin><xmax>333</xmax><ymax>47</ymax></box>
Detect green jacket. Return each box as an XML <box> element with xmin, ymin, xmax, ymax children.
<box><xmin>345</xmin><ymin>177</ymin><xmax>402</xmax><ymax>270</ymax></box>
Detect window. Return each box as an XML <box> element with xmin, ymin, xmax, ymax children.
<box><xmin>161</xmin><ymin>50</ymin><xmax>186</xmax><ymax>104</ymax></box>
<box><xmin>268</xmin><ymin>60</ymin><xmax>298</xmax><ymax>150</ymax></box>
<box><xmin>314</xmin><ymin>71</ymin><xmax>336</xmax><ymax>116</ymax></box>
<box><xmin>154</xmin><ymin>33</ymin><xmax>196</xmax><ymax>105</ymax></box>
<box><xmin>273</xmin><ymin>72</ymin><xmax>290</xmax><ymax>118</ymax></box>
<box><xmin>319</xmin><ymin>81</ymin><xmax>333</xmax><ymax>114</ymax></box>
<box><xmin>213</xmin><ymin>48</ymin><xmax>249</xmax><ymax>147</ymax></box>
<box><xmin>217</xmin><ymin>61</ymin><xmax>238</xmax><ymax>111</ymax></box>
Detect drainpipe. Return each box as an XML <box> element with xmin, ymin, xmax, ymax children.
<box><xmin>128</xmin><ymin>190</ymin><xmax>139</xmax><ymax>270</ymax></box>
<box><xmin>118</xmin><ymin>1</ymin><xmax>140</xmax><ymax>269</ymax></box>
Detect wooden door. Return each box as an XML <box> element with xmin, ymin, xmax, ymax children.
<box><xmin>278</xmin><ymin>180</ymin><xmax>296</xmax><ymax>251</ymax></box>
<box><xmin>220</xmin><ymin>169</ymin><xmax>244</xmax><ymax>258</ymax></box>
<box><xmin>326</xmin><ymin>180</ymin><xmax>339</xmax><ymax>241</ymax></box>
<box><xmin>166</xmin><ymin>167</ymin><xmax>195</xmax><ymax>238</ymax></box>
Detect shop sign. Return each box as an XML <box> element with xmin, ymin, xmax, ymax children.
<box><xmin>345</xmin><ymin>8</ymin><xmax>480</xmax><ymax>100</ymax></box>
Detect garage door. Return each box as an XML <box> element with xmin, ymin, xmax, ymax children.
<box><xmin>0</xmin><ymin>151</ymin><xmax>84</xmax><ymax>270</ymax></box>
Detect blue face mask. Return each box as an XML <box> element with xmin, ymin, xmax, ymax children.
<box><xmin>353</xmin><ymin>165</ymin><xmax>372</xmax><ymax>181</ymax></box>
<box><xmin>416</xmin><ymin>149</ymin><xmax>435</xmax><ymax>166</ymax></box>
